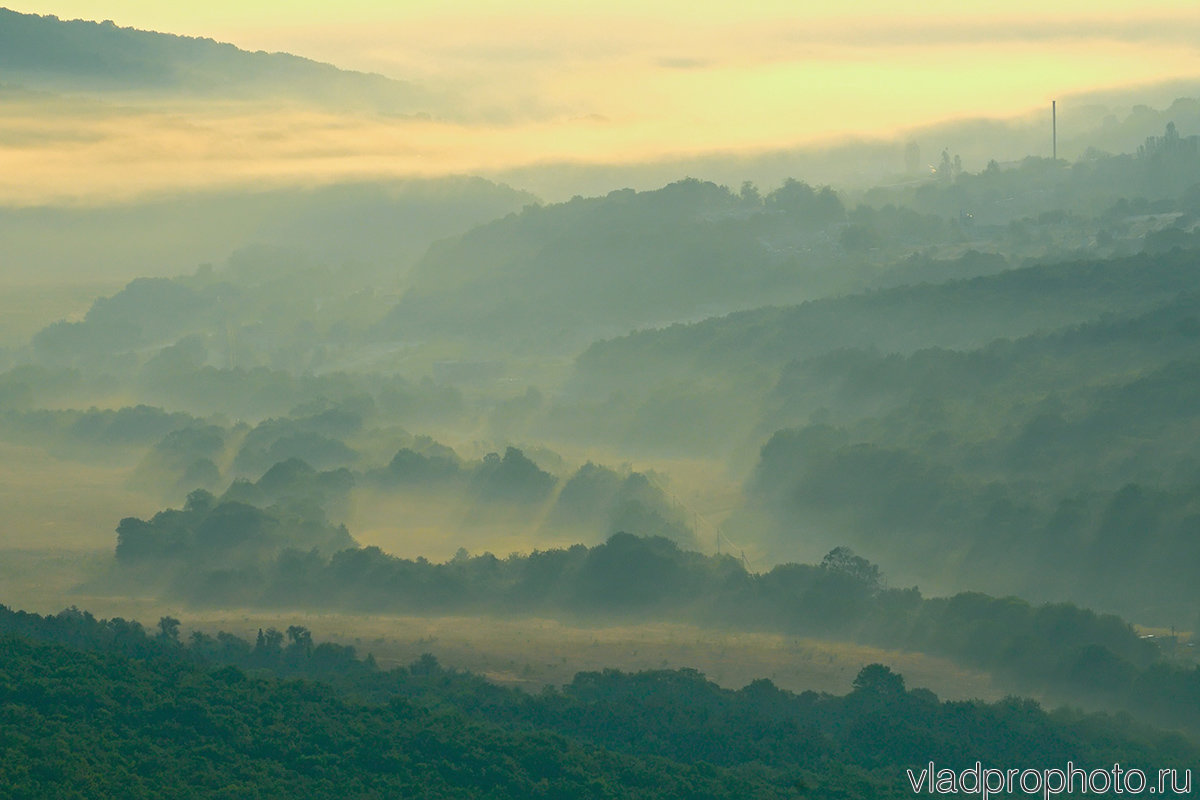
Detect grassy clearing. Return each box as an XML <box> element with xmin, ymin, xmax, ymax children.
<box><xmin>11</xmin><ymin>594</ymin><xmax>999</xmax><ymax>701</ymax></box>
<box><xmin>175</xmin><ymin>611</ymin><xmax>1005</xmax><ymax>701</ymax></box>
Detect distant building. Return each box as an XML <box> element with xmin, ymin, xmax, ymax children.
<box><xmin>1138</xmin><ymin>122</ymin><xmax>1200</xmax><ymax>159</ymax></box>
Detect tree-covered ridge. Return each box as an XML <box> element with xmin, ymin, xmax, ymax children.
<box><xmin>527</xmin><ymin>240</ymin><xmax>1200</xmax><ymax>630</ymax></box>
<box><xmin>0</xmin><ymin>7</ymin><xmax>428</xmax><ymax>111</ymax></box>
<box><xmin>873</xmin><ymin>124</ymin><xmax>1200</xmax><ymax>221</ymax></box>
<box><xmin>550</xmin><ymin>246</ymin><xmax>1200</xmax><ymax>456</ymax></box>
<box><xmin>0</xmin><ymin>402</ymin><xmax>202</xmax><ymax>451</ymax></box>
<box><xmin>385</xmin><ymin>131</ymin><xmax>1200</xmax><ymax>355</ymax></box>
<box><xmin>29</xmin><ymin>252</ymin><xmax>394</xmax><ymax>371</ymax></box>
<box><xmin>16</xmin><ymin>136</ymin><xmax>1200</xmax><ymax>384</ymax></box>
<box><xmin>115</xmin><ymin>488</ymin><xmax>355</xmax><ymax>567</ymax></box>
<box><xmin>743</xmin><ymin>288</ymin><xmax>1200</xmax><ymax>623</ymax></box>
<box><xmin>103</xmin><ymin>516</ymin><xmax>1200</xmax><ymax>735</ymax></box>
<box><xmin>0</xmin><ymin>366</ymin><xmax>698</xmax><ymax>550</ymax></box>
<box><xmin>1</xmin><ymin>604</ymin><xmax>1196</xmax><ymax>800</ymax></box>
<box><xmin>574</xmin><ymin>246</ymin><xmax>1200</xmax><ymax>393</ymax></box>
<box><xmin>0</xmin><ymin>178</ymin><xmax>537</xmax><ymax>293</ymax></box>
<box><xmin>379</xmin><ymin>178</ymin><xmax>858</xmax><ymax>352</ymax></box>
<box><xmin>365</xmin><ymin>446</ymin><xmax>694</xmax><ymax>545</ymax></box>
<box><xmin>120</xmin><ymin>425</ymin><xmax>696</xmax><ymax>550</ymax></box>
<box><xmin>0</xmin><ymin>631</ymin><xmax>790</xmax><ymax>800</ymax></box>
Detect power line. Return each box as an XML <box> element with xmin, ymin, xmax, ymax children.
<box><xmin>643</xmin><ymin>471</ymin><xmax>756</xmax><ymax>571</ymax></box>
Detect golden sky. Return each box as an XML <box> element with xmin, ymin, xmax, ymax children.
<box><xmin>6</xmin><ymin>3</ymin><xmax>1200</xmax><ymax>201</ymax></box>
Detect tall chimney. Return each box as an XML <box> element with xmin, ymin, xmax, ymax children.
<box><xmin>1052</xmin><ymin>100</ymin><xmax>1057</xmax><ymax>161</ymax></box>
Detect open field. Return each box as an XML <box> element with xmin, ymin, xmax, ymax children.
<box><xmin>0</xmin><ymin>549</ymin><xmax>1004</xmax><ymax>703</ymax></box>
<box><xmin>155</xmin><ymin>610</ymin><xmax>1008</xmax><ymax>700</ymax></box>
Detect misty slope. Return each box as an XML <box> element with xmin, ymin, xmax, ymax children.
<box><xmin>542</xmin><ymin>247</ymin><xmax>1200</xmax><ymax>456</ymax></box>
<box><xmin>379</xmin><ymin>178</ymin><xmax>862</xmax><ymax>352</ymax></box>
<box><xmin>578</xmin><ymin>247</ymin><xmax>1200</xmax><ymax>384</ymax></box>
<box><xmin>867</xmin><ymin>120</ymin><xmax>1200</xmax><ymax>223</ymax></box>
<box><xmin>378</xmin><ymin>134</ymin><xmax>1200</xmax><ymax>359</ymax></box>
<box><xmin>743</xmin><ymin>289</ymin><xmax>1200</xmax><ymax>621</ymax></box>
<box><xmin>93</xmin><ymin>504</ymin><xmax>1200</xmax><ymax>737</ymax></box>
<box><xmin>524</xmin><ymin>236</ymin><xmax>1200</xmax><ymax>628</ymax></box>
<box><xmin>0</xmin><ymin>7</ymin><xmax>429</xmax><ymax>111</ymax></box>
<box><xmin>0</xmin><ymin>177</ymin><xmax>536</xmax><ymax>284</ymax></box>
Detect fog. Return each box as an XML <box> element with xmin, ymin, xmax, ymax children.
<box><xmin>6</xmin><ymin>6</ymin><xmax>1200</xmax><ymax>207</ymax></box>
<box><xmin>7</xmin><ymin>7</ymin><xmax>1200</xmax><ymax>790</ymax></box>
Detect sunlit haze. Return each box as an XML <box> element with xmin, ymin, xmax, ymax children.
<box><xmin>10</xmin><ymin>3</ymin><xmax>1200</xmax><ymax>791</ymax></box>
<box><xmin>6</xmin><ymin>2</ymin><xmax>1200</xmax><ymax>200</ymax></box>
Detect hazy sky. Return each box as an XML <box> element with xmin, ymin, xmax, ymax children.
<box><xmin>7</xmin><ymin>2</ymin><xmax>1200</xmax><ymax>201</ymax></box>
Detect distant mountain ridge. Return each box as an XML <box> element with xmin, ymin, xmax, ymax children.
<box><xmin>0</xmin><ymin>7</ymin><xmax>430</xmax><ymax>112</ymax></box>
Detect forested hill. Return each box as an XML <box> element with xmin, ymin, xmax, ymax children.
<box><xmin>103</xmin><ymin>503</ymin><xmax>1200</xmax><ymax>736</ymax></box>
<box><xmin>1</xmin><ymin>605</ymin><xmax>1197</xmax><ymax>799</ymax></box>
<box><xmin>535</xmin><ymin>246</ymin><xmax>1200</xmax><ymax>457</ymax></box>
<box><xmin>0</xmin><ymin>632</ymin><xmax>781</xmax><ymax>800</ymax></box>
<box><xmin>378</xmin><ymin>178</ymin><xmax>855</xmax><ymax>351</ymax></box>
<box><xmin>0</xmin><ymin>7</ymin><xmax>429</xmax><ymax>110</ymax></box>
<box><xmin>379</xmin><ymin>136</ymin><xmax>1200</xmax><ymax>357</ymax></box>
<box><xmin>573</xmin><ymin>246</ymin><xmax>1200</xmax><ymax>392</ymax></box>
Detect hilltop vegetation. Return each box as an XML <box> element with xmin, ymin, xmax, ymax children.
<box><xmin>8</xmin><ymin>18</ymin><xmax>1200</xmax><ymax>792</ymax></box>
<box><xmin>8</xmin><ymin>131</ymin><xmax>1200</xmax><ymax>632</ymax></box>
<box><xmin>0</xmin><ymin>631</ymin><xmax>780</xmax><ymax>799</ymax></box>
<box><xmin>98</xmin><ymin>504</ymin><xmax>1200</xmax><ymax>737</ymax></box>
<box><xmin>0</xmin><ymin>7</ymin><xmax>429</xmax><ymax>110</ymax></box>
<box><xmin>382</xmin><ymin>178</ymin><xmax>855</xmax><ymax>351</ymax></box>
<box><xmin>2</xmin><ymin>604</ymin><xmax>1196</xmax><ymax>799</ymax></box>
<box><xmin>0</xmin><ymin>178</ymin><xmax>536</xmax><ymax>287</ymax></box>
